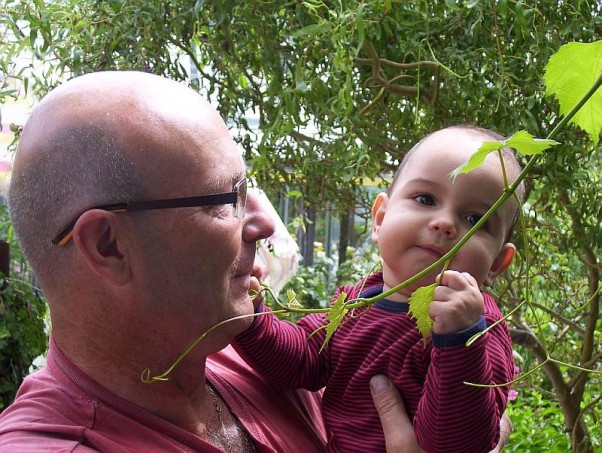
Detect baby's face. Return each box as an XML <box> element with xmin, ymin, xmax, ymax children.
<box><xmin>372</xmin><ymin>129</ymin><xmax>518</xmax><ymax>300</ymax></box>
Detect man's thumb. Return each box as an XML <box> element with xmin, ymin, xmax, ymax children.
<box><xmin>370</xmin><ymin>375</ymin><xmax>423</xmax><ymax>453</ymax></box>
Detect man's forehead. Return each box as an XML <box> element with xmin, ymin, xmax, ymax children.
<box><xmin>206</xmin><ymin>170</ymin><xmax>245</xmax><ymax>191</ymax></box>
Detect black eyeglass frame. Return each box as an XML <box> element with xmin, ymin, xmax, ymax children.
<box><xmin>52</xmin><ymin>178</ymin><xmax>247</xmax><ymax>246</ymax></box>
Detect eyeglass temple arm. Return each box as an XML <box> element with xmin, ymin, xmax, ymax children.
<box><xmin>51</xmin><ymin>193</ymin><xmax>238</xmax><ymax>246</ymax></box>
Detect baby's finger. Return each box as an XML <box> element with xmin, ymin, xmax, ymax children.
<box><xmin>249</xmin><ymin>263</ymin><xmax>267</xmax><ymax>308</ymax></box>
<box><xmin>436</xmin><ymin>270</ymin><xmax>478</xmax><ymax>291</ymax></box>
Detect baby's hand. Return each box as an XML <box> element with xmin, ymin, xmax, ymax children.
<box><xmin>249</xmin><ymin>262</ymin><xmax>267</xmax><ymax>309</ymax></box>
<box><xmin>428</xmin><ymin>270</ymin><xmax>484</xmax><ymax>335</ymax></box>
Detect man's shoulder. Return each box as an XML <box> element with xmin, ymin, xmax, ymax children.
<box><xmin>1</xmin><ymin>366</ymin><xmax>84</xmax><ymax>417</ymax></box>
<box><xmin>0</xmin><ymin>365</ymin><xmax>193</xmax><ymax>452</ymax></box>
<box><xmin>0</xmin><ymin>367</ymin><xmax>94</xmax><ymax>450</ymax></box>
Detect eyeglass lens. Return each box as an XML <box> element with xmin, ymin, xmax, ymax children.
<box><xmin>236</xmin><ymin>178</ymin><xmax>248</xmax><ymax>219</ymax></box>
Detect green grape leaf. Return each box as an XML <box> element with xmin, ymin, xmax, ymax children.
<box><xmin>320</xmin><ymin>292</ymin><xmax>348</xmax><ymax>352</ymax></box>
<box><xmin>285</xmin><ymin>289</ymin><xmax>303</xmax><ymax>310</ymax></box>
<box><xmin>450</xmin><ymin>140</ymin><xmax>504</xmax><ymax>179</ymax></box>
<box><xmin>408</xmin><ymin>283</ymin><xmax>437</xmax><ymax>343</ymax></box>
<box><xmin>544</xmin><ymin>41</ymin><xmax>602</xmax><ymax>146</ymax></box>
<box><xmin>274</xmin><ymin>289</ymin><xmax>304</xmax><ymax>318</ymax></box>
<box><xmin>450</xmin><ymin>130</ymin><xmax>559</xmax><ymax>180</ymax></box>
<box><xmin>505</xmin><ymin>130</ymin><xmax>559</xmax><ymax>155</ymax></box>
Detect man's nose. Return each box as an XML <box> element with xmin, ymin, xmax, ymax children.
<box><xmin>242</xmin><ymin>189</ymin><xmax>276</xmax><ymax>243</ymax></box>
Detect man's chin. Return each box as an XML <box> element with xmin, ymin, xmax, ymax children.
<box><xmin>221</xmin><ymin>310</ymin><xmax>254</xmax><ymax>338</ymax></box>
<box><xmin>229</xmin><ymin>299</ymin><xmax>256</xmax><ymax>325</ymax></box>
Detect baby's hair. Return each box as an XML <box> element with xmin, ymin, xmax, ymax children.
<box><xmin>389</xmin><ymin>125</ymin><xmax>525</xmax><ymax>241</ymax></box>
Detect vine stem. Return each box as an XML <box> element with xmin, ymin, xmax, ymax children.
<box><xmin>141</xmin><ymin>308</ymin><xmax>288</xmax><ymax>383</ymax></box>
<box><xmin>463</xmin><ymin>357</ymin><xmax>602</xmax><ymax>389</ymax></box>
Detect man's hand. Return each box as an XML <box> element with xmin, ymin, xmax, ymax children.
<box><xmin>371</xmin><ymin>374</ymin><xmax>513</xmax><ymax>453</ymax></box>
<box><xmin>370</xmin><ymin>375</ymin><xmax>424</xmax><ymax>453</ymax></box>
<box><xmin>490</xmin><ymin>412</ymin><xmax>512</xmax><ymax>452</ymax></box>
<box><xmin>429</xmin><ymin>270</ymin><xmax>484</xmax><ymax>334</ymax></box>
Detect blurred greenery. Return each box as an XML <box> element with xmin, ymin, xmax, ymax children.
<box><xmin>0</xmin><ymin>207</ymin><xmax>47</xmax><ymax>410</ymax></box>
<box><xmin>506</xmin><ymin>387</ymin><xmax>571</xmax><ymax>452</ymax></box>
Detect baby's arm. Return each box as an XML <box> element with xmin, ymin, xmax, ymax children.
<box><xmin>233</xmin><ymin>288</ymin><xmax>340</xmax><ymax>390</ymax></box>
<box><xmin>414</xmin><ymin>270</ymin><xmax>514</xmax><ymax>453</ymax></box>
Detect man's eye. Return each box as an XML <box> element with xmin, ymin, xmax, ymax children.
<box><xmin>414</xmin><ymin>194</ymin><xmax>435</xmax><ymax>206</ymax></box>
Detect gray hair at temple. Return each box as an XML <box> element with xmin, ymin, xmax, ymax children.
<box><xmin>8</xmin><ymin>98</ymin><xmax>145</xmax><ymax>287</ymax></box>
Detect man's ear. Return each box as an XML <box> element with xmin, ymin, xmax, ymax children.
<box><xmin>71</xmin><ymin>210</ymin><xmax>132</xmax><ymax>285</ymax></box>
<box><xmin>484</xmin><ymin>243</ymin><xmax>516</xmax><ymax>286</ymax></box>
<box><xmin>371</xmin><ymin>193</ymin><xmax>389</xmax><ymax>243</ymax></box>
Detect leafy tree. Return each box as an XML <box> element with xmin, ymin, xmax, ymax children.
<box><xmin>1</xmin><ymin>1</ymin><xmax>601</xmax><ymax>450</ymax></box>
<box><xmin>0</xmin><ymin>207</ymin><xmax>47</xmax><ymax>410</ymax></box>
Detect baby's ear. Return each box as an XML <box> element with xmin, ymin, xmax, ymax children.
<box><xmin>484</xmin><ymin>243</ymin><xmax>516</xmax><ymax>286</ymax></box>
<box><xmin>371</xmin><ymin>193</ymin><xmax>389</xmax><ymax>243</ymax></box>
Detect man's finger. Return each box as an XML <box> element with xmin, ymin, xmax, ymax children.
<box><xmin>489</xmin><ymin>412</ymin><xmax>513</xmax><ymax>453</ymax></box>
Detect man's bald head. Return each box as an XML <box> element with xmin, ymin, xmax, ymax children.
<box><xmin>8</xmin><ymin>71</ymin><xmax>220</xmax><ymax>289</ymax></box>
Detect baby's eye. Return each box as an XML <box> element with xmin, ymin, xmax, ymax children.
<box><xmin>466</xmin><ymin>214</ymin><xmax>487</xmax><ymax>227</ymax></box>
<box><xmin>414</xmin><ymin>193</ymin><xmax>435</xmax><ymax>206</ymax></box>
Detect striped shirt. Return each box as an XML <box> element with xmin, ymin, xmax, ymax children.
<box><xmin>234</xmin><ymin>272</ymin><xmax>514</xmax><ymax>453</ymax></box>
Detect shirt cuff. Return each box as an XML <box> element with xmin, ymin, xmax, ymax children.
<box><xmin>431</xmin><ymin>316</ymin><xmax>487</xmax><ymax>347</ymax></box>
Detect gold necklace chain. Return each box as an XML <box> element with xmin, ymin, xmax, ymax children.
<box><xmin>206</xmin><ymin>383</ymin><xmax>256</xmax><ymax>453</ymax></box>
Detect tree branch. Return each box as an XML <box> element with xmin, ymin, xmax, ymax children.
<box><xmin>355</xmin><ymin>41</ymin><xmax>440</xmax><ymax>109</ymax></box>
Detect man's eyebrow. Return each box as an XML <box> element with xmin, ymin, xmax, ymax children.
<box><xmin>207</xmin><ymin>171</ymin><xmax>244</xmax><ymax>192</ymax></box>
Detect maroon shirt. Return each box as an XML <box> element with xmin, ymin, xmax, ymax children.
<box><xmin>0</xmin><ymin>338</ymin><xmax>326</xmax><ymax>452</ymax></box>
<box><xmin>235</xmin><ymin>272</ymin><xmax>514</xmax><ymax>453</ymax></box>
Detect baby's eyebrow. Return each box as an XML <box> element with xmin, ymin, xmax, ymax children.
<box><xmin>402</xmin><ymin>177</ymin><xmax>442</xmax><ymax>188</ymax></box>
<box><xmin>472</xmin><ymin>198</ymin><xmax>496</xmax><ymax>210</ymax></box>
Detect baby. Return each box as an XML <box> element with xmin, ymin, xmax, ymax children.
<box><xmin>236</xmin><ymin>125</ymin><xmax>521</xmax><ymax>453</ymax></box>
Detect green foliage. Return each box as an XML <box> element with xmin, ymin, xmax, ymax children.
<box><xmin>5</xmin><ymin>0</ymin><xmax>597</xmax><ymax>217</ymax></box>
<box><xmin>336</xmin><ymin>242</ymin><xmax>380</xmax><ymax>285</ymax></box>
<box><xmin>0</xmin><ymin>279</ymin><xmax>47</xmax><ymax>410</ymax></box>
<box><xmin>407</xmin><ymin>283</ymin><xmax>436</xmax><ymax>342</ymax></box>
<box><xmin>282</xmin><ymin>247</ymin><xmax>336</xmax><ymax>311</ymax></box>
<box><xmin>0</xmin><ymin>207</ymin><xmax>48</xmax><ymax>411</ymax></box>
<box><xmin>506</xmin><ymin>388</ymin><xmax>571</xmax><ymax>452</ymax></box>
<box><xmin>544</xmin><ymin>41</ymin><xmax>602</xmax><ymax>146</ymax></box>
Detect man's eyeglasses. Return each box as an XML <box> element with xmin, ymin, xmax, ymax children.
<box><xmin>52</xmin><ymin>178</ymin><xmax>248</xmax><ymax>246</ymax></box>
